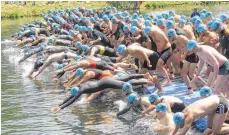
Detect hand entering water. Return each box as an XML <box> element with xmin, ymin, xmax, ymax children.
<box><xmin>51</xmin><ymin>106</ymin><xmax>61</xmax><ymax>113</ymax></box>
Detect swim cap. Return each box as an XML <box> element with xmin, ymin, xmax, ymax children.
<box><xmin>169</xmin><ymin>11</ymin><xmax>175</xmax><ymax>16</ymax></box>
<box><xmin>41</xmin><ymin>37</ymin><xmax>46</xmax><ymax>42</ymax></box>
<box><xmin>168</xmin><ymin>17</ymin><xmax>175</xmax><ymax>21</ymax></box>
<box><xmin>156</xmin><ymin>103</ymin><xmax>168</xmax><ymax>112</ymax></box>
<box><xmin>191</xmin><ymin>16</ymin><xmax>199</xmax><ymax>23</ymax></box>
<box><xmin>200</xmin><ymin>13</ymin><xmax>206</xmax><ymax>20</ymax></box>
<box><xmin>220</xmin><ymin>14</ymin><xmax>228</xmax><ymax>22</ymax></box>
<box><xmin>167</xmin><ymin>29</ymin><xmax>177</xmax><ymax>37</ymax></box>
<box><xmin>75</xmin><ymin>55</ymin><xmax>82</xmax><ymax>61</ymax></box>
<box><xmin>206</xmin><ymin>12</ymin><xmax>212</xmax><ymax>18</ymax></box>
<box><xmin>165</xmin><ymin>20</ymin><xmax>174</xmax><ymax>29</ymax></box>
<box><xmin>143</xmin><ymin>26</ymin><xmax>152</xmax><ymax>34</ymax></box>
<box><xmin>81</xmin><ymin>45</ymin><xmax>88</xmax><ymax>52</ymax></box>
<box><xmin>74</xmin><ymin>17</ymin><xmax>79</xmax><ymax>22</ymax></box>
<box><xmin>102</xmin><ymin>7</ymin><xmax>107</xmax><ymax>12</ymax></box>
<box><xmin>200</xmin><ymin>9</ymin><xmax>207</xmax><ymax>14</ymax></box>
<box><xmin>144</xmin><ymin>13</ymin><xmax>150</xmax><ymax>19</ymax></box>
<box><xmin>122</xmin><ymin>83</ymin><xmax>133</xmax><ymax>91</ymax></box>
<box><xmin>92</xmin><ymin>8</ymin><xmax>97</xmax><ymax>13</ymax></box>
<box><xmin>180</xmin><ymin>15</ymin><xmax>186</xmax><ymax>20</ymax></box>
<box><xmin>47</xmin><ymin>21</ymin><xmax>51</xmax><ymax>25</ymax></box>
<box><xmin>207</xmin><ymin>20</ymin><xmax>213</xmax><ymax>28</ymax></box>
<box><xmin>75</xmin><ymin>68</ymin><xmax>85</xmax><ymax>77</ymax></box>
<box><xmin>130</xmin><ymin>26</ymin><xmax>138</xmax><ymax>34</ymax></box>
<box><xmin>179</xmin><ymin>19</ymin><xmax>186</xmax><ymax>25</ymax></box>
<box><xmin>187</xmin><ymin>40</ymin><xmax>198</xmax><ymax>50</ymax></box>
<box><xmin>123</xmin><ymin>25</ymin><xmax>130</xmax><ymax>32</ymax></box>
<box><xmin>74</xmin><ymin>24</ymin><xmax>79</xmax><ymax>30</ymax></box>
<box><xmin>196</xmin><ymin>24</ymin><xmax>207</xmax><ymax>33</ymax></box>
<box><xmin>87</xmin><ymin>26</ymin><xmax>93</xmax><ymax>31</ymax></box>
<box><xmin>124</xmin><ymin>17</ymin><xmax>130</xmax><ymax>22</ymax></box>
<box><xmin>131</xmin><ymin>19</ymin><xmax>138</xmax><ymax>26</ymax></box>
<box><xmin>103</xmin><ymin>15</ymin><xmax>109</xmax><ymax>21</ymax></box>
<box><xmin>162</xmin><ymin>13</ymin><xmax>169</xmax><ymax>19</ymax></box>
<box><xmin>70</xmin><ymin>87</ymin><xmax>80</xmax><ymax>96</ymax></box>
<box><xmin>57</xmin><ymin>64</ymin><xmax>65</xmax><ymax>69</ymax></box>
<box><xmin>173</xmin><ymin>112</ymin><xmax>185</xmax><ymax>125</ymax></box>
<box><xmin>115</xmin><ymin>13</ymin><xmax>121</xmax><ymax>18</ymax></box>
<box><xmin>144</xmin><ymin>20</ymin><xmax>152</xmax><ymax>26</ymax></box>
<box><xmin>117</xmin><ymin>44</ymin><xmax>127</xmax><ymax>54</ymax></box>
<box><xmin>156</xmin><ymin>19</ymin><xmax>164</xmax><ymax>25</ymax></box>
<box><xmin>144</xmin><ymin>20</ymin><xmax>151</xmax><ymax>26</ymax></box>
<box><xmin>127</xmin><ymin>93</ymin><xmax>139</xmax><ymax>103</ymax></box>
<box><xmin>149</xmin><ymin>93</ymin><xmax>159</xmax><ymax>103</ymax></box>
<box><xmin>131</xmin><ymin>13</ymin><xmax>138</xmax><ymax>20</ymax></box>
<box><xmin>194</xmin><ymin>19</ymin><xmax>203</xmax><ymax>27</ymax></box>
<box><xmin>111</xmin><ymin>17</ymin><xmax>117</xmax><ymax>23</ymax></box>
<box><xmin>199</xmin><ymin>86</ymin><xmax>212</xmax><ymax>97</ymax></box>
<box><xmin>68</xmin><ymin>30</ymin><xmax>75</xmax><ymax>36</ymax></box>
<box><xmin>90</xmin><ymin>17</ymin><xmax>95</xmax><ymax>23</ymax></box>
<box><xmin>211</xmin><ymin>20</ymin><xmax>222</xmax><ymax>30</ymax></box>
<box><xmin>48</xmin><ymin>38</ymin><xmax>53</xmax><ymax>44</ymax></box>
<box><xmin>82</xmin><ymin>26</ymin><xmax>87</xmax><ymax>32</ymax></box>
<box><xmin>156</xmin><ymin>15</ymin><xmax>163</xmax><ymax>19</ymax></box>
<box><xmin>75</xmin><ymin>41</ymin><xmax>82</xmax><ymax>48</ymax></box>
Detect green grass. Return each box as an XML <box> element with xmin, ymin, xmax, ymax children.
<box><xmin>1</xmin><ymin>1</ymin><xmax>108</xmax><ymax>19</ymax></box>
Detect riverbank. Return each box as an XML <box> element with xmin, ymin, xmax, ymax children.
<box><xmin>1</xmin><ymin>1</ymin><xmax>108</xmax><ymax>19</ymax></box>
<box><xmin>2</xmin><ymin>1</ymin><xmax>229</xmax><ymax>19</ymax></box>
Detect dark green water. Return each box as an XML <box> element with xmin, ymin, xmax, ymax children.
<box><xmin>1</xmin><ymin>5</ymin><xmax>229</xmax><ymax>135</ymax></box>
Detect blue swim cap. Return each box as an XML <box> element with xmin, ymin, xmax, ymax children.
<box><xmin>211</xmin><ymin>20</ymin><xmax>222</xmax><ymax>30</ymax></box>
<box><xmin>103</xmin><ymin>15</ymin><xmax>109</xmax><ymax>21</ymax></box>
<box><xmin>82</xmin><ymin>26</ymin><xmax>87</xmax><ymax>32</ymax></box>
<box><xmin>81</xmin><ymin>45</ymin><xmax>88</xmax><ymax>52</ymax></box>
<box><xmin>144</xmin><ymin>13</ymin><xmax>150</xmax><ymax>19</ymax></box>
<box><xmin>123</xmin><ymin>25</ymin><xmax>130</xmax><ymax>32</ymax></box>
<box><xmin>130</xmin><ymin>26</ymin><xmax>138</xmax><ymax>34</ymax></box>
<box><xmin>115</xmin><ymin>13</ymin><xmax>121</xmax><ymax>18</ymax></box>
<box><xmin>75</xmin><ymin>55</ymin><xmax>82</xmax><ymax>61</ymax></box>
<box><xmin>74</xmin><ymin>24</ymin><xmax>79</xmax><ymax>30</ymax></box>
<box><xmin>57</xmin><ymin>64</ymin><xmax>65</xmax><ymax>69</ymax></box>
<box><xmin>162</xmin><ymin>13</ymin><xmax>169</xmax><ymax>19</ymax></box>
<box><xmin>74</xmin><ymin>17</ymin><xmax>79</xmax><ymax>22</ymax></box>
<box><xmin>48</xmin><ymin>38</ymin><xmax>53</xmax><ymax>44</ymax></box>
<box><xmin>199</xmin><ymin>86</ymin><xmax>212</xmax><ymax>97</ymax></box>
<box><xmin>180</xmin><ymin>15</ymin><xmax>186</xmax><ymax>20</ymax></box>
<box><xmin>144</xmin><ymin>20</ymin><xmax>152</xmax><ymax>26</ymax></box>
<box><xmin>111</xmin><ymin>17</ymin><xmax>117</xmax><ymax>23</ymax></box>
<box><xmin>173</xmin><ymin>112</ymin><xmax>185</xmax><ymax>125</ymax></box>
<box><xmin>127</xmin><ymin>93</ymin><xmax>139</xmax><ymax>103</ymax></box>
<box><xmin>179</xmin><ymin>19</ymin><xmax>186</xmax><ymax>25</ymax></box>
<box><xmin>167</xmin><ymin>29</ymin><xmax>177</xmax><ymax>37</ymax></box>
<box><xmin>206</xmin><ymin>12</ymin><xmax>212</xmax><ymax>18</ymax></box>
<box><xmin>149</xmin><ymin>93</ymin><xmax>159</xmax><ymax>103</ymax></box>
<box><xmin>156</xmin><ymin>15</ymin><xmax>163</xmax><ymax>19</ymax></box>
<box><xmin>168</xmin><ymin>17</ymin><xmax>175</xmax><ymax>21</ymax></box>
<box><xmin>122</xmin><ymin>11</ymin><xmax>129</xmax><ymax>17</ymax></box>
<box><xmin>122</xmin><ymin>82</ymin><xmax>133</xmax><ymax>91</ymax></box>
<box><xmin>68</xmin><ymin>30</ymin><xmax>75</xmax><ymax>36</ymax></box>
<box><xmin>207</xmin><ymin>20</ymin><xmax>213</xmax><ymax>28</ymax></box>
<box><xmin>200</xmin><ymin>9</ymin><xmax>207</xmax><ymax>14</ymax></box>
<box><xmin>87</xmin><ymin>26</ymin><xmax>93</xmax><ymax>31</ymax></box>
<box><xmin>187</xmin><ymin>40</ymin><xmax>198</xmax><ymax>50</ymax></box>
<box><xmin>117</xmin><ymin>44</ymin><xmax>127</xmax><ymax>54</ymax></box>
<box><xmin>220</xmin><ymin>14</ymin><xmax>228</xmax><ymax>22</ymax></box>
<box><xmin>156</xmin><ymin>103</ymin><xmax>168</xmax><ymax>112</ymax></box>
<box><xmin>75</xmin><ymin>41</ymin><xmax>82</xmax><ymax>48</ymax></box>
<box><xmin>70</xmin><ymin>87</ymin><xmax>80</xmax><ymax>96</ymax></box>
<box><xmin>165</xmin><ymin>20</ymin><xmax>174</xmax><ymax>29</ymax></box>
<box><xmin>41</xmin><ymin>37</ymin><xmax>46</xmax><ymax>42</ymax></box>
<box><xmin>90</xmin><ymin>17</ymin><xmax>95</xmax><ymax>23</ymax></box>
<box><xmin>200</xmin><ymin>13</ymin><xmax>206</xmax><ymax>20</ymax></box>
<box><xmin>47</xmin><ymin>21</ymin><xmax>51</xmax><ymax>25</ymax></box>
<box><xmin>194</xmin><ymin>19</ymin><xmax>203</xmax><ymax>27</ymax></box>
<box><xmin>143</xmin><ymin>26</ymin><xmax>152</xmax><ymax>34</ymax></box>
<box><xmin>92</xmin><ymin>8</ymin><xmax>97</xmax><ymax>13</ymax></box>
<box><xmin>131</xmin><ymin>13</ymin><xmax>138</xmax><ymax>20</ymax></box>
<box><xmin>169</xmin><ymin>11</ymin><xmax>175</xmax><ymax>16</ymax></box>
<box><xmin>131</xmin><ymin>19</ymin><xmax>138</xmax><ymax>26</ymax></box>
<box><xmin>191</xmin><ymin>16</ymin><xmax>198</xmax><ymax>23</ymax></box>
<box><xmin>156</xmin><ymin>19</ymin><xmax>164</xmax><ymax>25</ymax></box>
<box><xmin>102</xmin><ymin>7</ymin><xmax>107</xmax><ymax>12</ymax></box>
<box><xmin>124</xmin><ymin>17</ymin><xmax>130</xmax><ymax>22</ymax></box>
<box><xmin>196</xmin><ymin>24</ymin><xmax>207</xmax><ymax>33</ymax></box>
<box><xmin>75</xmin><ymin>68</ymin><xmax>85</xmax><ymax>77</ymax></box>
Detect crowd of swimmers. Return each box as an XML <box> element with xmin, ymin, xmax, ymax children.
<box><xmin>11</xmin><ymin>6</ymin><xmax>229</xmax><ymax>135</ymax></box>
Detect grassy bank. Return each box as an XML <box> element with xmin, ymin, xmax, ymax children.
<box><xmin>1</xmin><ymin>1</ymin><xmax>108</xmax><ymax>19</ymax></box>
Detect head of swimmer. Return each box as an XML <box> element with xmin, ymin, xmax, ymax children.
<box><xmin>186</xmin><ymin>40</ymin><xmax>200</xmax><ymax>53</ymax></box>
<box><xmin>122</xmin><ymin>83</ymin><xmax>133</xmax><ymax>96</ymax></box>
<box><xmin>156</xmin><ymin>103</ymin><xmax>168</xmax><ymax>119</ymax></box>
<box><xmin>127</xmin><ymin>93</ymin><xmax>141</xmax><ymax>105</ymax></box>
<box><xmin>199</xmin><ymin>86</ymin><xmax>213</xmax><ymax>99</ymax></box>
<box><xmin>166</xmin><ymin>29</ymin><xmax>177</xmax><ymax>45</ymax></box>
<box><xmin>149</xmin><ymin>93</ymin><xmax>160</xmax><ymax>105</ymax></box>
<box><xmin>117</xmin><ymin>44</ymin><xmax>128</xmax><ymax>56</ymax></box>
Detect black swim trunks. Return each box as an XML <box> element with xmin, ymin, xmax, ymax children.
<box><xmin>158</xmin><ymin>47</ymin><xmax>172</xmax><ymax>64</ymax></box>
<box><xmin>185</xmin><ymin>53</ymin><xmax>199</xmax><ymax>63</ymax></box>
<box><xmin>142</xmin><ymin>52</ymin><xmax>159</xmax><ymax>70</ymax></box>
<box><xmin>216</xmin><ymin>96</ymin><xmax>229</xmax><ymax>114</ymax></box>
<box><xmin>218</xmin><ymin>60</ymin><xmax>229</xmax><ymax>75</ymax></box>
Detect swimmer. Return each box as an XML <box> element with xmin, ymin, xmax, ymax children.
<box><xmin>187</xmin><ymin>40</ymin><xmax>229</xmax><ymax>97</ymax></box>
<box><xmin>172</xmin><ymin>95</ymin><xmax>229</xmax><ymax>135</ymax></box>
<box><xmin>143</xmin><ymin>93</ymin><xmax>185</xmax><ymax>115</ymax></box>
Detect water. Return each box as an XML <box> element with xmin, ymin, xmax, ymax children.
<box><xmin>1</xmin><ymin>5</ymin><xmax>229</xmax><ymax>135</ymax></box>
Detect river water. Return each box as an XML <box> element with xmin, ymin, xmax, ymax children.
<box><xmin>1</xmin><ymin>5</ymin><xmax>229</xmax><ymax>135</ymax></box>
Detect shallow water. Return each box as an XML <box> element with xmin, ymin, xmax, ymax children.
<box><xmin>1</xmin><ymin>6</ymin><xmax>229</xmax><ymax>135</ymax></box>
